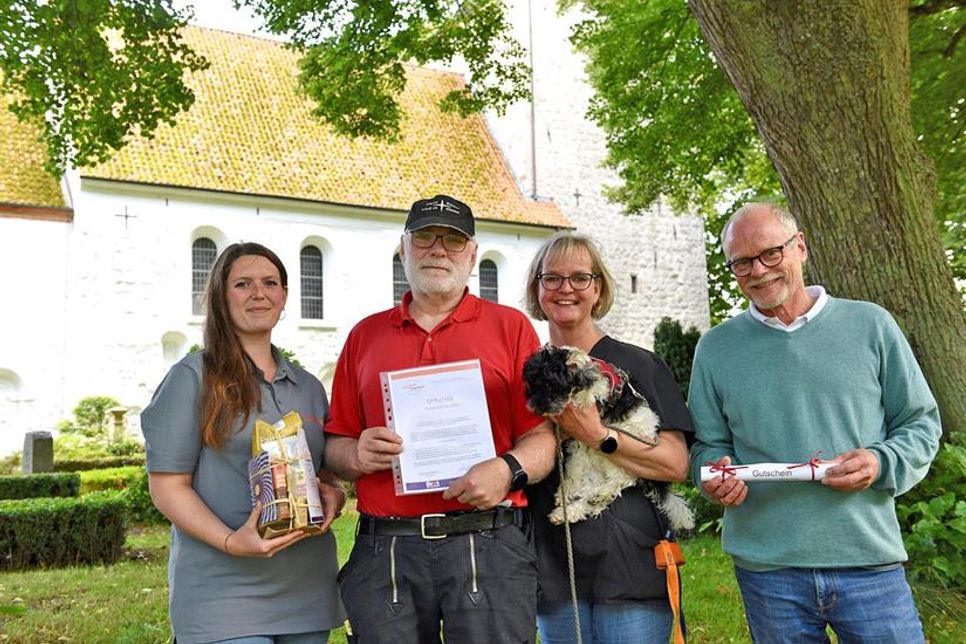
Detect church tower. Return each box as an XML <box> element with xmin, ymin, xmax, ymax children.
<box><xmin>486</xmin><ymin>0</ymin><xmax>710</xmax><ymax>346</ymax></box>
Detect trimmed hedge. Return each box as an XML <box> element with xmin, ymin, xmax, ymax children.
<box><xmin>0</xmin><ymin>473</ymin><xmax>81</xmax><ymax>500</ymax></box>
<box><xmin>124</xmin><ymin>471</ymin><xmax>168</xmax><ymax>525</ymax></box>
<box><xmin>0</xmin><ymin>491</ymin><xmax>127</xmax><ymax>570</ymax></box>
<box><xmin>54</xmin><ymin>456</ymin><xmax>145</xmax><ymax>472</ymax></box>
<box><xmin>79</xmin><ymin>466</ymin><xmax>144</xmax><ymax>494</ymax></box>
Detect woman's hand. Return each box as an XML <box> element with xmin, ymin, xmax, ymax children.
<box><xmin>550</xmin><ymin>404</ymin><xmax>608</xmax><ymax>447</ymax></box>
<box><xmin>316</xmin><ymin>478</ymin><xmax>348</xmax><ymax>532</ymax></box>
<box><xmin>224</xmin><ymin>502</ymin><xmax>309</xmax><ymax>557</ymax></box>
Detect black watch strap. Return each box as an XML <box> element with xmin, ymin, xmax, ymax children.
<box><xmin>500</xmin><ymin>453</ymin><xmax>528</xmax><ymax>491</ymax></box>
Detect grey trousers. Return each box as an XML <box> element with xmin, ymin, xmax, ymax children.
<box><xmin>338</xmin><ymin>523</ymin><xmax>538</xmax><ymax>643</ymax></box>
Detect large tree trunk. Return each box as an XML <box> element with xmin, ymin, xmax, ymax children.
<box><xmin>688</xmin><ymin>0</ymin><xmax>966</xmax><ymax>434</ymax></box>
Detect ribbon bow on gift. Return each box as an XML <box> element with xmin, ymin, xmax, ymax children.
<box><xmin>704</xmin><ymin>461</ymin><xmax>748</xmax><ymax>480</ymax></box>
<box><xmin>786</xmin><ymin>451</ymin><xmax>825</xmax><ymax>481</ymax></box>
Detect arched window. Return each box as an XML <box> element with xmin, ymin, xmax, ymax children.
<box><xmin>393</xmin><ymin>253</ymin><xmax>409</xmax><ymax>305</ymax></box>
<box><xmin>191</xmin><ymin>238</ymin><xmax>217</xmax><ymax>314</ymax></box>
<box><xmin>479</xmin><ymin>259</ymin><xmax>499</xmax><ymax>303</ymax></box>
<box><xmin>301</xmin><ymin>246</ymin><xmax>324</xmax><ymax>319</ymax></box>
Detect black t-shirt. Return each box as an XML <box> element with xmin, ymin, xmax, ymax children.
<box><xmin>527</xmin><ymin>335</ymin><xmax>694</xmax><ymax>604</ymax></box>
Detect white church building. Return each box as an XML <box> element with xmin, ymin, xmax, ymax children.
<box><xmin>0</xmin><ymin>4</ymin><xmax>709</xmax><ymax>456</ymax></box>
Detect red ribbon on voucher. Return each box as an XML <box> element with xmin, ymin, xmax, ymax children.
<box><xmin>786</xmin><ymin>452</ymin><xmax>825</xmax><ymax>481</ymax></box>
<box><xmin>703</xmin><ymin>461</ymin><xmax>749</xmax><ymax>480</ymax></box>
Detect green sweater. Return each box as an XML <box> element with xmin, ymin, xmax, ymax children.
<box><xmin>688</xmin><ymin>297</ymin><xmax>941</xmax><ymax>570</ymax></box>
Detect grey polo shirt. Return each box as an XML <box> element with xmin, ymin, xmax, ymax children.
<box><xmin>142</xmin><ymin>349</ymin><xmax>344</xmax><ymax>643</ymax></box>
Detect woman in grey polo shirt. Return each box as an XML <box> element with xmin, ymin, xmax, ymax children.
<box><xmin>142</xmin><ymin>242</ymin><xmax>345</xmax><ymax>644</ymax></box>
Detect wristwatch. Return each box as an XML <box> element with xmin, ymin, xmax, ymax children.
<box><xmin>500</xmin><ymin>453</ymin><xmax>529</xmax><ymax>491</ymax></box>
<box><xmin>598</xmin><ymin>429</ymin><xmax>619</xmax><ymax>454</ymax></box>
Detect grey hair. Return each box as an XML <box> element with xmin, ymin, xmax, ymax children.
<box><xmin>721</xmin><ymin>202</ymin><xmax>799</xmax><ymax>255</ymax></box>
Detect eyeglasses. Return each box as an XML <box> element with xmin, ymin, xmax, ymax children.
<box><xmin>726</xmin><ymin>234</ymin><xmax>799</xmax><ymax>277</ymax></box>
<box><xmin>408</xmin><ymin>230</ymin><xmax>469</xmax><ymax>252</ymax></box>
<box><xmin>537</xmin><ymin>273</ymin><xmax>599</xmax><ymax>291</ymax></box>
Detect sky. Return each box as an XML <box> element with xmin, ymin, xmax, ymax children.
<box><xmin>173</xmin><ymin>1</ymin><xmax>275</xmax><ymax>38</ymax></box>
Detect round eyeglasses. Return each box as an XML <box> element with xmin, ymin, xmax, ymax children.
<box><xmin>537</xmin><ymin>273</ymin><xmax>599</xmax><ymax>291</ymax></box>
<box><xmin>408</xmin><ymin>230</ymin><xmax>469</xmax><ymax>252</ymax></box>
<box><xmin>726</xmin><ymin>234</ymin><xmax>798</xmax><ymax>277</ymax></box>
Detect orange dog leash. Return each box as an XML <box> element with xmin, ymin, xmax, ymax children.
<box><xmin>655</xmin><ymin>539</ymin><xmax>686</xmax><ymax>644</ymax></box>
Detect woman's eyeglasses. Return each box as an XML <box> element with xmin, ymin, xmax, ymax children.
<box><xmin>537</xmin><ymin>273</ymin><xmax>599</xmax><ymax>291</ymax></box>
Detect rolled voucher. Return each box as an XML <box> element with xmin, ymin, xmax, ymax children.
<box><xmin>700</xmin><ymin>460</ymin><xmax>833</xmax><ymax>482</ymax></box>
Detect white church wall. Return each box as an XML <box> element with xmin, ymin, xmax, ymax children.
<box><xmin>486</xmin><ymin>0</ymin><xmax>710</xmax><ymax>349</ymax></box>
<box><xmin>0</xmin><ymin>174</ymin><xmax>556</xmax><ymax>455</ymax></box>
<box><xmin>0</xmin><ymin>216</ymin><xmax>71</xmax><ymax>455</ymax></box>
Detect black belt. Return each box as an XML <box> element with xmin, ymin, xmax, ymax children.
<box><xmin>358</xmin><ymin>508</ymin><xmax>527</xmax><ymax>539</ymax></box>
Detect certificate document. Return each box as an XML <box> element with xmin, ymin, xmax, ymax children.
<box><xmin>381</xmin><ymin>360</ymin><xmax>496</xmax><ymax>495</ymax></box>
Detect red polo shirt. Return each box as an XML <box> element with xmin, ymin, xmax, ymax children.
<box><xmin>326</xmin><ymin>290</ymin><xmax>544</xmax><ymax>516</ymax></box>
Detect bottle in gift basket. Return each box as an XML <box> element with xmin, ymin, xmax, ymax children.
<box><xmin>249</xmin><ymin>412</ymin><xmax>325</xmax><ymax>537</ymax></box>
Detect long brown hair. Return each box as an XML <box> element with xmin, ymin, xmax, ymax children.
<box><xmin>200</xmin><ymin>242</ymin><xmax>288</xmax><ymax>447</ymax></box>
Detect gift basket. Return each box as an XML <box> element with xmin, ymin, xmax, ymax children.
<box><xmin>248</xmin><ymin>411</ymin><xmax>325</xmax><ymax>538</ymax></box>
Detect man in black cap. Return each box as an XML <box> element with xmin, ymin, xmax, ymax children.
<box><xmin>325</xmin><ymin>194</ymin><xmax>555</xmax><ymax>643</ymax></box>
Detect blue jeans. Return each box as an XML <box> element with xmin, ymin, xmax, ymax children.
<box><xmin>537</xmin><ymin>599</ymin><xmax>673</xmax><ymax>644</ymax></box>
<box><xmin>210</xmin><ymin>632</ymin><xmax>330</xmax><ymax>643</ymax></box>
<box><xmin>734</xmin><ymin>566</ymin><xmax>925</xmax><ymax>643</ymax></box>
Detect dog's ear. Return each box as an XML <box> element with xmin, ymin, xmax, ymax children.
<box><xmin>523</xmin><ymin>346</ymin><xmax>575</xmax><ymax>415</ymax></box>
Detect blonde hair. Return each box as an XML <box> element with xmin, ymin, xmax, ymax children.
<box><xmin>524</xmin><ymin>231</ymin><xmax>616</xmax><ymax>320</ymax></box>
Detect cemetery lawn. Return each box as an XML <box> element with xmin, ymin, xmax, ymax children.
<box><xmin>1</xmin><ymin>503</ymin><xmax>963</xmax><ymax>643</ymax></box>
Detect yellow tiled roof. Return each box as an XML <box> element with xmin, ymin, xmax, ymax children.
<box><xmin>83</xmin><ymin>27</ymin><xmax>569</xmax><ymax>229</ymax></box>
<box><xmin>0</xmin><ymin>95</ymin><xmax>66</xmax><ymax>208</ymax></box>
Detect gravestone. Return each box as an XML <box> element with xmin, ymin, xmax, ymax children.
<box><xmin>22</xmin><ymin>431</ymin><xmax>54</xmax><ymax>473</ymax></box>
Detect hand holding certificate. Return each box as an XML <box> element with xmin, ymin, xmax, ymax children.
<box><xmin>700</xmin><ymin>456</ymin><xmax>833</xmax><ymax>482</ymax></box>
<box><xmin>381</xmin><ymin>360</ymin><xmax>496</xmax><ymax>495</ymax></box>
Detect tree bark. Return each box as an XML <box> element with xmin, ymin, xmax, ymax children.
<box><xmin>688</xmin><ymin>0</ymin><xmax>966</xmax><ymax>434</ymax></box>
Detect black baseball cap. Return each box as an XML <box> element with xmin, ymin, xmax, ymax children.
<box><xmin>404</xmin><ymin>194</ymin><xmax>475</xmax><ymax>237</ymax></box>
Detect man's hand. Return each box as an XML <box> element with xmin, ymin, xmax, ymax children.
<box><xmin>702</xmin><ymin>456</ymin><xmax>748</xmax><ymax>506</ymax></box>
<box><xmin>356</xmin><ymin>426</ymin><xmax>403</xmax><ymax>474</ymax></box>
<box><xmin>443</xmin><ymin>457</ymin><xmax>511</xmax><ymax>510</ymax></box>
<box><xmin>823</xmin><ymin>448</ymin><xmax>879</xmax><ymax>491</ymax></box>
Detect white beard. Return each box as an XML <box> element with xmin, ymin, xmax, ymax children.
<box><xmin>403</xmin><ymin>254</ymin><xmax>471</xmax><ymax>296</ymax></box>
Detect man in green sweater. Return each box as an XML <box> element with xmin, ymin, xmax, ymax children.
<box><xmin>689</xmin><ymin>202</ymin><xmax>941</xmax><ymax>643</ymax></box>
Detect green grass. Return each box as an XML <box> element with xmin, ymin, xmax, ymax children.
<box><xmin>1</xmin><ymin>509</ymin><xmax>963</xmax><ymax>643</ymax></box>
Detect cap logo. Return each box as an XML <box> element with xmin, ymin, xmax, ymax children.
<box><xmin>422</xmin><ymin>199</ymin><xmax>461</xmax><ymax>215</ymax></box>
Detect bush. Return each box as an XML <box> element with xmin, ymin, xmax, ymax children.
<box><xmin>675</xmin><ymin>482</ymin><xmax>723</xmax><ymax>538</ymax></box>
<box><xmin>0</xmin><ymin>491</ymin><xmax>127</xmax><ymax>570</ymax></box>
<box><xmin>54</xmin><ymin>456</ymin><xmax>146</xmax><ymax>472</ymax></box>
<box><xmin>0</xmin><ymin>451</ymin><xmax>21</xmax><ymax>475</ymax></box>
<box><xmin>54</xmin><ymin>433</ymin><xmax>144</xmax><ymax>461</ymax></box>
<box><xmin>79</xmin><ymin>466</ymin><xmax>144</xmax><ymax>494</ymax></box>
<box><xmin>897</xmin><ymin>439</ymin><xmax>966</xmax><ymax>590</ymax></box>
<box><xmin>653</xmin><ymin>317</ymin><xmax>701</xmax><ymax>399</ymax></box>
<box><xmin>124</xmin><ymin>471</ymin><xmax>168</xmax><ymax>525</ymax></box>
<box><xmin>58</xmin><ymin>396</ymin><xmax>121</xmax><ymax>437</ymax></box>
<box><xmin>0</xmin><ymin>472</ymin><xmax>81</xmax><ymax>500</ymax></box>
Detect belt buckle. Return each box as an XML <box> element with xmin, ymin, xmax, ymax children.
<box><xmin>420</xmin><ymin>513</ymin><xmax>447</xmax><ymax>539</ymax></box>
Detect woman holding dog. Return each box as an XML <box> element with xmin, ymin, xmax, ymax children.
<box><xmin>142</xmin><ymin>242</ymin><xmax>345</xmax><ymax>643</ymax></box>
<box><xmin>524</xmin><ymin>232</ymin><xmax>694</xmax><ymax>644</ymax></box>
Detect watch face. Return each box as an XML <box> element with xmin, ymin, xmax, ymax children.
<box><xmin>599</xmin><ymin>435</ymin><xmax>618</xmax><ymax>454</ymax></box>
<box><xmin>511</xmin><ymin>470</ymin><xmax>529</xmax><ymax>491</ymax></box>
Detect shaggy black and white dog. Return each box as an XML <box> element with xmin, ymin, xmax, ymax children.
<box><xmin>523</xmin><ymin>345</ymin><xmax>694</xmax><ymax>530</ymax></box>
